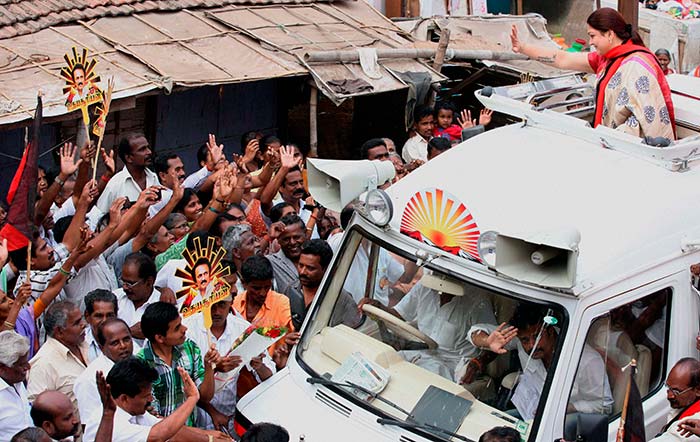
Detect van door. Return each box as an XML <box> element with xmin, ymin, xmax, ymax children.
<box><xmin>557</xmin><ymin>274</ymin><xmax>696</xmax><ymax>441</ymax></box>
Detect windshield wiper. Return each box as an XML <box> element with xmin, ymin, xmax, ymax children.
<box><xmin>306</xmin><ymin>376</ymin><xmax>412</xmax><ymax>417</ymax></box>
<box><xmin>377</xmin><ymin>416</ymin><xmax>470</xmax><ymax>442</ymax></box>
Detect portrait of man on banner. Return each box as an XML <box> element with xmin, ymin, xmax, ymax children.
<box><xmin>175</xmin><ymin>236</ymin><xmax>231</xmax><ymax>324</ymax></box>
<box><xmin>60</xmin><ymin>47</ymin><xmax>103</xmax><ymax>117</ymax></box>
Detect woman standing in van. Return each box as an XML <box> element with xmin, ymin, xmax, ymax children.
<box><xmin>510</xmin><ymin>8</ymin><xmax>676</xmax><ymax>141</ymax></box>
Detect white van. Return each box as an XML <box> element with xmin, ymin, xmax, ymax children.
<box><xmin>235</xmin><ymin>76</ymin><xmax>700</xmax><ymax>442</ymax></box>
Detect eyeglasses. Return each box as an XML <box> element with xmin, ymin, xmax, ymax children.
<box><xmin>120</xmin><ymin>279</ymin><xmax>145</xmax><ymax>290</ymax></box>
<box><xmin>666</xmin><ymin>383</ymin><xmax>694</xmax><ymax>396</ymax></box>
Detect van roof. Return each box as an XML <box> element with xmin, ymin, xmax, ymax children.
<box><xmin>387</xmin><ymin>123</ymin><xmax>700</xmax><ymax>295</ymax></box>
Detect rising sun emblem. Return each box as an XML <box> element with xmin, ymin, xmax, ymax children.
<box><xmin>400</xmin><ymin>188</ymin><xmax>481</xmax><ymax>261</ymax></box>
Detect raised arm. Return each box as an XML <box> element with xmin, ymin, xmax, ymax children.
<box><xmin>73</xmin><ymin>142</ymin><xmax>95</xmax><ymax>202</ymax></box>
<box><xmin>72</xmin><ymin>197</ymin><xmax>125</xmax><ymax>270</ymax></box>
<box><xmin>113</xmin><ymin>187</ymin><xmax>159</xmax><ymax>245</ymax></box>
<box><xmin>259</xmin><ymin>146</ymin><xmax>299</xmax><ymax>215</ymax></box>
<box><xmin>190</xmin><ymin>171</ymin><xmax>232</xmax><ymax>233</ymax></box>
<box><xmin>197</xmin><ymin>134</ymin><xmax>226</xmax><ymax>193</ymax></box>
<box><xmin>147</xmin><ymin>368</ymin><xmax>200</xmax><ymax>442</ymax></box>
<box><xmin>62</xmin><ymin>180</ymin><xmax>98</xmax><ymax>251</ymax></box>
<box><xmin>511</xmin><ymin>25</ymin><xmax>593</xmax><ymax>73</ymax></box>
<box><xmin>131</xmin><ymin>175</ymin><xmax>184</xmax><ymax>251</ymax></box>
<box><xmin>94</xmin><ymin>371</ymin><xmax>116</xmax><ymax>442</ymax></box>
<box><xmin>96</xmin><ymin>148</ymin><xmax>116</xmax><ymax>195</ymax></box>
<box><xmin>34</xmin><ymin>143</ymin><xmax>83</xmax><ymax>225</ymax></box>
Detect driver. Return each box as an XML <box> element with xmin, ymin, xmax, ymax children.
<box><xmin>359</xmin><ymin>274</ymin><xmax>497</xmax><ymax>388</ymax></box>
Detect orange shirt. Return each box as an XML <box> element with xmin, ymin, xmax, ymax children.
<box><xmin>233</xmin><ymin>289</ymin><xmax>294</xmax><ymax>332</ymax></box>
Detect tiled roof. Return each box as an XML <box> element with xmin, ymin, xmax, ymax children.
<box><xmin>0</xmin><ymin>0</ymin><xmax>335</xmax><ymax>39</ymax></box>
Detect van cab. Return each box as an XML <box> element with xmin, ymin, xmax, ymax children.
<box><xmin>235</xmin><ymin>76</ymin><xmax>700</xmax><ymax>442</ymax></box>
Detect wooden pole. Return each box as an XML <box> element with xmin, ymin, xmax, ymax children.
<box><xmin>26</xmin><ymin>241</ymin><xmax>31</xmax><ymax>280</ymax></box>
<box><xmin>616</xmin><ymin>359</ymin><xmax>637</xmax><ymax>442</ymax></box>
<box><xmin>92</xmin><ymin>78</ymin><xmax>115</xmax><ymax>182</ymax></box>
<box><xmin>309</xmin><ymin>86</ymin><xmax>318</xmax><ymax>158</ymax></box>
<box><xmin>618</xmin><ymin>0</ymin><xmax>639</xmax><ymax>32</ymax></box>
<box><xmin>428</xmin><ymin>28</ymin><xmax>451</xmax><ymax>106</ymax></box>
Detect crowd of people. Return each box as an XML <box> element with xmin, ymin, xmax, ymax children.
<box><xmin>0</xmin><ymin>98</ymin><xmax>492</xmax><ymax>442</ymax></box>
<box><xmin>0</xmin><ymin>9</ymin><xmax>697</xmax><ymax>436</ymax></box>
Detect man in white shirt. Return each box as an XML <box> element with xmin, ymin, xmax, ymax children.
<box><xmin>115</xmin><ymin>252</ymin><xmax>161</xmax><ymax>347</ymax></box>
<box><xmin>83</xmin><ymin>357</ymin><xmax>230</xmax><ymax>442</ymax></box>
<box><xmin>469</xmin><ymin>304</ymin><xmax>613</xmax><ymax>420</ymax></box>
<box><xmin>0</xmin><ymin>331</ymin><xmax>32</xmax><ymax>441</ymax></box>
<box><xmin>401</xmin><ymin>106</ymin><xmax>434</xmax><ymax>163</ymax></box>
<box><xmin>96</xmin><ymin>133</ymin><xmax>158</xmax><ymax>213</ymax></box>
<box><xmin>150</xmin><ymin>153</ymin><xmax>187</xmax><ymax>216</ymax></box>
<box><xmin>186</xmin><ymin>294</ymin><xmax>275</xmax><ymax>431</ymax></box>
<box><xmin>83</xmin><ymin>290</ymin><xmax>118</xmax><ymax>363</ymax></box>
<box><xmin>359</xmin><ymin>277</ymin><xmax>496</xmax><ymax>382</ymax></box>
<box><xmin>74</xmin><ymin>318</ymin><xmax>134</xmax><ymax>421</ymax></box>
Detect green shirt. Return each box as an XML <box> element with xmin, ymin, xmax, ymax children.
<box><xmin>155</xmin><ymin>233</ymin><xmax>189</xmax><ymax>271</ymax></box>
<box><xmin>137</xmin><ymin>338</ymin><xmax>205</xmax><ymax>426</ymax></box>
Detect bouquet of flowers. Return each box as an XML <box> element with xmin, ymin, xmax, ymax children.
<box><xmin>228</xmin><ymin>325</ymin><xmax>288</xmax><ymax>355</ymax></box>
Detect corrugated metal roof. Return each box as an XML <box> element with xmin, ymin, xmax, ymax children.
<box><xmin>208</xmin><ymin>2</ymin><xmax>445</xmax><ymax>104</ymax></box>
<box><xmin>0</xmin><ymin>0</ymin><xmax>340</xmax><ymax>39</ymax></box>
<box><xmin>395</xmin><ymin>15</ymin><xmax>573</xmax><ymax>78</ymax></box>
<box><xmin>0</xmin><ymin>1</ymin><xmax>442</xmax><ymax>125</ymax></box>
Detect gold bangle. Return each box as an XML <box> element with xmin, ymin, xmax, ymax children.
<box><xmin>4</xmin><ymin>321</ymin><xmax>15</xmax><ymax>329</ymax></box>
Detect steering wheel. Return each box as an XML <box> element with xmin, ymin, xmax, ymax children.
<box><xmin>361</xmin><ymin>304</ymin><xmax>438</xmax><ymax>350</ymax></box>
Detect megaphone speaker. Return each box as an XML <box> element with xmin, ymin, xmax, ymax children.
<box><xmin>306</xmin><ymin>158</ymin><xmax>395</xmax><ymax>212</ymax></box>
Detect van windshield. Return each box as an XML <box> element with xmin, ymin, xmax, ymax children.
<box><xmin>298</xmin><ymin>229</ymin><xmax>574</xmax><ymax>441</ymax></box>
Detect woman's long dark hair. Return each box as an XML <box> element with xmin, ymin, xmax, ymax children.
<box><xmin>587</xmin><ymin>7</ymin><xmax>645</xmax><ymax>46</ymax></box>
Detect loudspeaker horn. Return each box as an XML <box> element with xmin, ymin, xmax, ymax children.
<box><xmin>306</xmin><ymin>158</ymin><xmax>395</xmax><ymax>212</ymax></box>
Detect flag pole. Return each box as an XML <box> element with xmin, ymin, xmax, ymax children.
<box><xmin>92</xmin><ymin>77</ymin><xmax>114</xmax><ymax>182</ymax></box>
<box><xmin>616</xmin><ymin>358</ymin><xmax>637</xmax><ymax>442</ymax></box>
<box><xmin>26</xmin><ymin>240</ymin><xmax>32</xmax><ymax>281</ymax></box>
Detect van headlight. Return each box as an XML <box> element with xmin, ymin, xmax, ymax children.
<box><xmin>363</xmin><ymin>189</ymin><xmax>393</xmax><ymax>227</ymax></box>
<box><xmin>477</xmin><ymin>230</ymin><xmax>498</xmax><ymax>267</ymax></box>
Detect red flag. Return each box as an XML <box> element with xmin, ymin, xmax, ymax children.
<box><xmin>0</xmin><ymin>96</ymin><xmax>42</xmax><ymax>251</ymax></box>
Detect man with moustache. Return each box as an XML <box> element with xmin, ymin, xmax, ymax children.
<box><xmin>0</xmin><ymin>331</ymin><xmax>32</xmax><ymax>440</ymax></box>
<box><xmin>284</xmin><ymin>239</ymin><xmax>359</xmax><ymax>331</ymax></box>
<box><xmin>222</xmin><ymin>224</ymin><xmax>262</xmax><ymax>294</ymax></box>
<box><xmin>259</xmin><ymin>146</ymin><xmax>319</xmax><ymax>238</ymax></box>
<box><xmin>96</xmin><ymin>133</ymin><xmax>158</xmax><ymax>214</ymax></box>
<box><xmin>150</xmin><ymin>154</ymin><xmax>187</xmax><ymax>216</ymax></box>
<box><xmin>83</xmin><ymin>357</ymin><xmax>231</xmax><ymax>442</ymax></box>
<box><xmin>267</xmin><ymin>214</ymin><xmax>306</xmax><ymax>294</ymax></box>
<box><xmin>74</xmin><ymin>318</ymin><xmax>135</xmax><ymax>422</ymax></box>
<box><xmin>82</xmin><ymin>290</ymin><xmax>118</xmax><ymax>362</ymax></box>
<box><xmin>30</xmin><ymin>391</ymin><xmax>82</xmax><ymax>442</ymax></box>
<box><xmin>28</xmin><ymin>301</ymin><xmax>89</xmax><ymax>418</ymax></box>
<box><xmin>115</xmin><ymin>252</ymin><xmax>162</xmax><ymax>347</ymax></box>
<box><xmin>650</xmin><ymin>358</ymin><xmax>700</xmax><ymax>441</ymax></box>
<box><xmin>468</xmin><ymin>304</ymin><xmax>612</xmax><ymax>420</ymax></box>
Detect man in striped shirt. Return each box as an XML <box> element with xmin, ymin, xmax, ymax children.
<box><xmin>136</xmin><ymin>302</ymin><xmax>219</xmax><ymax>426</ymax></box>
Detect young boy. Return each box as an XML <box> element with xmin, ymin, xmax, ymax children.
<box><xmin>402</xmin><ymin>106</ymin><xmax>434</xmax><ymax>163</ymax></box>
<box><xmin>433</xmin><ymin>101</ymin><xmax>494</xmax><ymax>142</ymax></box>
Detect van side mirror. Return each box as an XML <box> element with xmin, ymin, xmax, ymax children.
<box><xmin>563</xmin><ymin>413</ymin><xmax>608</xmax><ymax>442</ymax></box>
